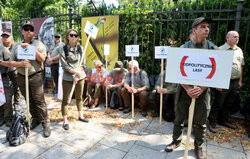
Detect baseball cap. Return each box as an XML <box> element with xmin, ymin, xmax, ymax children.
<box><xmin>192</xmin><ymin>17</ymin><xmax>212</xmax><ymax>28</ymax></box>
<box><xmin>1</xmin><ymin>32</ymin><xmax>11</xmax><ymax>36</ymax></box>
<box><xmin>114</xmin><ymin>61</ymin><xmax>123</xmax><ymax>68</ymax></box>
<box><xmin>54</xmin><ymin>33</ymin><xmax>61</xmax><ymax>37</ymax></box>
<box><xmin>22</xmin><ymin>23</ymin><xmax>34</xmax><ymax>30</ymax></box>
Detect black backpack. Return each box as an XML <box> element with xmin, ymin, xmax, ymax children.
<box><xmin>110</xmin><ymin>90</ymin><xmax>119</xmax><ymax>109</ymax></box>
<box><xmin>6</xmin><ymin>111</ymin><xmax>29</xmax><ymax>146</ymax></box>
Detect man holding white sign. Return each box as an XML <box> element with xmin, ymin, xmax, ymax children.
<box><xmin>165</xmin><ymin>17</ymin><xmax>217</xmax><ymax>159</ymax></box>
<box><xmin>1</xmin><ymin>23</ymin><xmax>51</xmax><ymax>138</ymax></box>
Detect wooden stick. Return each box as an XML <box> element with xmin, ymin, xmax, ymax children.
<box><xmin>184</xmin><ymin>86</ymin><xmax>197</xmax><ymax>159</ymax></box>
<box><xmin>131</xmin><ymin>56</ymin><xmax>134</xmax><ymax>118</ymax></box>
<box><xmin>25</xmin><ymin>67</ymin><xmax>30</xmax><ymax>127</ymax></box>
<box><xmin>159</xmin><ymin>59</ymin><xmax>164</xmax><ymax>124</ymax></box>
<box><xmin>105</xmin><ymin>55</ymin><xmax>108</xmax><ymax>110</ymax></box>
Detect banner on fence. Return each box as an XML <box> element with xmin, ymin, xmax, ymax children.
<box><xmin>30</xmin><ymin>17</ymin><xmax>55</xmax><ymax>51</ymax></box>
<box><xmin>165</xmin><ymin>48</ymin><xmax>234</xmax><ymax>89</ymax></box>
<box><xmin>81</xmin><ymin>15</ymin><xmax>119</xmax><ymax>70</ymax></box>
<box><xmin>1</xmin><ymin>21</ymin><xmax>12</xmax><ymax>36</ymax></box>
<box><xmin>0</xmin><ymin>73</ymin><xmax>6</xmax><ymax>106</ymax></box>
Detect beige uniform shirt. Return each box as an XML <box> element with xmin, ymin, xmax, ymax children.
<box><xmin>219</xmin><ymin>43</ymin><xmax>244</xmax><ymax>79</ymax></box>
<box><xmin>50</xmin><ymin>42</ymin><xmax>64</xmax><ymax>64</ymax></box>
<box><xmin>10</xmin><ymin>39</ymin><xmax>47</xmax><ymax>76</ymax></box>
<box><xmin>60</xmin><ymin>45</ymin><xmax>86</xmax><ymax>81</ymax></box>
<box><xmin>0</xmin><ymin>46</ymin><xmax>11</xmax><ymax>74</ymax></box>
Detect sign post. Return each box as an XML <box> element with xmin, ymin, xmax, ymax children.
<box><xmin>165</xmin><ymin>47</ymin><xmax>234</xmax><ymax>159</ymax></box>
<box><xmin>155</xmin><ymin>46</ymin><xmax>168</xmax><ymax>124</ymax></box>
<box><xmin>125</xmin><ymin>45</ymin><xmax>139</xmax><ymax>118</ymax></box>
<box><xmin>17</xmin><ymin>45</ymin><xmax>36</xmax><ymax>130</ymax></box>
<box><xmin>104</xmin><ymin>44</ymin><xmax>110</xmax><ymax>110</ymax></box>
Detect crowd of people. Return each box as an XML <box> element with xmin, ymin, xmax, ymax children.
<box><xmin>0</xmin><ymin>17</ymin><xmax>246</xmax><ymax>159</ymax></box>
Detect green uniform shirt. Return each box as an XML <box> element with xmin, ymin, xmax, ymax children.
<box><xmin>155</xmin><ymin>71</ymin><xmax>177</xmax><ymax>94</ymax></box>
<box><xmin>60</xmin><ymin>45</ymin><xmax>86</xmax><ymax>81</ymax></box>
<box><xmin>124</xmin><ymin>69</ymin><xmax>150</xmax><ymax>89</ymax></box>
<box><xmin>219</xmin><ymin>43</ymin><xmax>244</xmax><ymax>79</ymax></box>
<box><xmin>0</xmin><ymin>46</ymin><xmax>11</xmax><ymax>74</ymax></box>
<box><xmin>10</xmin><ymin>39</ymin><xmax>46</xmax><ymax>76</ymax></box>
<box><xmin>50</xmin><ymin>42</ymin><xmax>64</xmax><ymax>64</ymax></box>
<box><xmin>108</xmin><ymin>68</ymin><xmax>128</xmax><ymax>85</ymax></box>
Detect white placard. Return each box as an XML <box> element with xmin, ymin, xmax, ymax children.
<box><xmin>165</xmin><ymin>47</ymin><xmax>234</xmax><ymax>89</ymax></box>
<box><xmin>104</xmin><ymin>44</ymin><xmax>110</xmax><ymax>55</ymax></box>
<box><xmin>17</xmin><ymin>45</ymin><xmax>36</xmax><ymax>60</ymax></box>
<box><xmin>155</xmin><ymin>46</ymin><xmax>169</xmax><ymax>59</ymax></box>
<box><xmin>125</xmin><ymin>45</ymin><xmax>139</xmax><ymax>57</ymax></box>
<box><xmin>84</xmin><ymin>20</ymin><xmax>98</xmax><ymax>39</ymax></box>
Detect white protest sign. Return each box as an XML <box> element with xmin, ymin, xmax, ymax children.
<box><xmin>17</xmin><ymin>45</ymin><xmax>36</xmax><ymax>60</ymax></box>
<box><xmin>84</xmin><ymin>21</ymin><xmax>98</xmax><ymax>39</ymax></box>
<box><xmin>165</xmin><ymin>47</ymin><xmax>233</xmax><ymax>89</ymax></box>
<box><xmin>155</xmin><ymin>46</ymin><xmax>169</xmax><ymax>59</ymax></box>
<box><xmin>104</xmin><ymin>44</ymin><xmax>110</xmax><ymax>55</ymax></box>
<box><xmin>126</xmin><ymin>45</ymin><xmax>139</xmax><ymax>57</ymax></box>
<box><xmin>0</xmin><ymin>73</ymin><xmax>6</xmax><ymax>106</ymax></box>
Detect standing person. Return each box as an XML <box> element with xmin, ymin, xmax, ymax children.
<box><xmin>121</xmin><ymin>60</ymin><xmax>150</xmax><ymax>116</ymax></box>
<box><xmin>60</xmin><ymin>29</ymin><xmax>89</xmax><ymax>130</ymax></box>
<box><xmin>1</xmin><ymin>32</ymin><xmax>21</xmax><ymax>111</ymax></box>
<box><xmin>105</xmin><ymin>61</ymin><xmax>128</xmax><ymax>110</ymax></box>
<box><xmin>209</xmin><ymin>31</ymin><xmax>244</xmax><ymax>132</ymax></box>
<box><xmin>86</xmin><ymin>60</ymin><xmax>107</xmax><ymax>109</ymax></box>
<box><xmin>164</xmin><ymin>17</ymin><xmax>217</xmax><ymax>159</ymax></box>
<box><xmin>0</xmin><ymin>23</ymin><xmax>51</xmax><ymax>137</ymax></box>
<box><xmin>0</xmin><ymin>45</ymin><xmax>13</xmax><ymax>127</ymax></box>
<box><xmin>48</xmin><ymin>33</ymin><xmax>64</xmax><ymax>94</ymax></box>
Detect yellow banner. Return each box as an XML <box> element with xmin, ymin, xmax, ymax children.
<box><xmin>81</xmin><ymin>15</ymin><xmax>119</xmax><ymax>70</ymax></box>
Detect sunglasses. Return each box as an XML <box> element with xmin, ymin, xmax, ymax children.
<box><xmin>69</xmin><ymin>34</ymin><xmax>78</xmax><ymax>38</ymax></box>
<box><xmin>55</xmin><ymin>36</ymin><xmax>60</xmax><ymax>38</ymax></box>
<box><xmin>23</xmin><ymin>27</ymin><xmax>34</xmax><ymax>32</ymax></box>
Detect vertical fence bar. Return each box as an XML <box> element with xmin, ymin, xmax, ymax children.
<box><xmin>235</xmin><ymin>0</ymin><xmax>244</xmax><ymax>32</ymax></box>
<box><xmin>19</xmin><ymin>11</ymin><xmax>23</xmax><ymax>40</ymax></box>
<box><xmin>69</xmin><ymin>3</ymin><xmax>72</xmax><ymax>29</ymax></box>
<box><xmin>215</xmin><ymin>0</ymin><xmax>222</xmax><ymax>45</ymax></box>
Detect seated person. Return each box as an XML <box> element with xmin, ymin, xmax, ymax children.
<box><xmin>105</xmin><ymin>61</ymin><xmax>128</xmax><ymax>110</ymax></box>
<box><xmin>86</xmin><ymin>60</ymin><xmax>107</xmax><ymax>108</ymax></box>
<box><xmin>121</xmin><ymin>60</ymin><xmax>150</xmax><ymax>116</ymax></box>
<box><xmin>152</xmin><ymin>68</ymin><xmax>177</xmax><ymax>121</ymax></box>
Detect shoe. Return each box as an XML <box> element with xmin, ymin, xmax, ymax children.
<box><xmin>220</xmin><ymin>121</ymin><xmax>237</xmax><ymax>129</ymax></box>
<box><xmin>123</xmin><ymin>108</ymin><xmax>131</xmax><ymax>114</ymax></box>
<box><xmin>195</xmin><ymin>147</ymin><xmax>206</xmax><ymax>159</ymax></box>
<box><xmin>5</xmin><ymin>121</ymin><xmax>12</xmax><ymax>127</ymax></box>
<box><xmin>42</xmin><ymin>123</ymin><xmax>51</xmax><ymax>138</ymax></box>
<box><xmin>79</xmin><ymin>117</ymin><xmax>89</xmax><ymax>123</ymax></box>
<box><xmin>89</xmin><ymin>103</ymin><xmax>98</xmax><ymax>109</ymax></box>
<box><xmin>0</xmin><ymin>119</ymin><xmax>5</xmax><ymax>127</ymax></box>
<box><xmin>30</xmin><ymin>119</ymin><xmax>40</xmax><ymax>130</ymax></box>
<box><xmin>165</xmin><ymin>141</ymin><xmax>181</xmax><ymax>152</ymax></box>
<box><xmin>141</xmin><ymin>111</ymin><xmax>147</xmax><ymax>117</ymax></box>
<box><xmin>118</xmin><ymin>107</ymin><xmax>124</xmax><ymax>111</ymax></box>
<box><xmin>209</xmin><ymin>123</ymin><xmax>217</xmax><ymax>133</ymax></box>
<box><xmin>63</xmin><ymin>123</ymin><xmax>69</xmax><ymax>130</ymax></box>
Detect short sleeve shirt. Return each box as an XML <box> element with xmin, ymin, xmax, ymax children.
<box><xmin>0</xmin><ymin>46</ymin><xmax>11</xmax><ymax>74</ymax></box>
<box><xmin>10</xmin><ymin>39</ymin><xmax>47</xmax><ymax>76</ymax></box>
<box><xmin>50</xmin><ymin>42</ymin><xmax>64</xmax><ymax>64</ymax></box>
<box><xmin>108</xmin><ymin>68</ymin><xmax>128</xmax><ymax>85</ymax></box>
<box><xmin>124</xmin><ymin>69</ymin><xmax>150</xmax><ymax>89</ymax></box>
<box><xmin>91</xmin><ymin>68</ymin><xmax>107</xmax><ymax>84</ymax></box>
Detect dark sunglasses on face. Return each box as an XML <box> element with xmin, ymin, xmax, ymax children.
<box><xmin>69</xmin><ymin>34</ymin><xmax>78</xmax><ymax>38</ymax></box>
<box><xmin>23</xmin><ymin>27</ymin><xmax>34</xmax><ymax>32</ymax></box>
<box><xmin>55</xmin><ymin>36</ymin><xmax>60</xmax><ymax>38</ymax></box>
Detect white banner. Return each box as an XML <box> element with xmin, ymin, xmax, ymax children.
<box><xmin>155</xmin><ymin>46</ymin><xmax>169</xmax><ymax>59</ymax></box>
<box><xmin>125</xmin><ymin>45</ymin><xmax>139</xmax><ymax>57</ymax></box>
<box><xmin>57</xmin><ymin>60</ymin><xmax>63</xmax><ymax>100</ymax></box>
<box><xmin>0</xmin><ymin>73</ymin><xmax>6</xmax><ymax>106</ymax></box>
<box><xmin>166</xmin><ymin>47</ymin><xmax>234</xmax><ymax>89</ymax></box>
<box><xmin>17</xmin><ymin>45</ymin><xmax>36</xmax><ymax>60</ymax></box>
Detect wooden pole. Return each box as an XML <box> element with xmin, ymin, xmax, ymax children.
<box><xmin>184</xmin><ymin>86</ymin><xmax>197</xmax><ymax>159</ymax></box>
<box><xmin>159</xmin><ymin>59</ymin><xmax>164</xmax><ymax>124</ymax></box>
<box><xmin>25</xmin><ymin>67</ymin><xmax>30</xmax><ymax>128</ymax></box>
<box><xmin>131</xmin><ymin>57</ymin><xmax>134</xmax><ymax>118</ymax></box>
<box><xmin>105</xmin><ymin>55</ymin><xmax>108</xmax><ymax>110</ymax></box>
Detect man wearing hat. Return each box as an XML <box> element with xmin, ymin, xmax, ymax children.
<box><xmin>48</xmin><ymin>33</ymin><xmax>64</xmax><ymax>94</ymax></box>
<box><xmin>165</xmin><ymin>17</ymin><xmax>217</xmax><ymax>159</ymax></box>
<box><xmin>0</xmin><ymin>23</ymin><xmax>51</xmax><ymax>137</ymax></box>
<box><xmin>105</xmin><ymin>61</ymin><xmax>128</xmax><ymax>110</ymax></box>
<box><xmin>1</xmin><ymin>32</ymin><xmax>21</xmax><ymax>112</ymax></box>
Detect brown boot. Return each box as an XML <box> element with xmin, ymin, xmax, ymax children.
<box><xmin>43</xmin><ymin>123</ymin><xmax>51</xmax><ymax>138</ymax></box>
<box><xmin>209</xmin><ymin>123</ymin><xmax>217</xmax><ymax>133</ymax></box>
<box><xmin>195</xmin><ymin>147</ymin><xmax>206</xmax><ymax>159</ymax></box>
<box><xmin>165</xmin><ymin>141</ymin><xmax>181</xmax><ymax>152</ymax></box>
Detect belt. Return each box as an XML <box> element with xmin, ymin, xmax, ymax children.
<box><xmin>231</xmin><ymin>78</ymin><xmax>239</xmax><ymax>82</ymax></box>
<box><xmin>18</xmin><ymin>71</ymin><xmax>43</xmax><ymax>78</ymax></box>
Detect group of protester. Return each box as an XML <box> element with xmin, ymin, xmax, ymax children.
<box><xmin>0</xmin><ymin>17</ymin><xmax>245</xmax><ymax>159</ymax></box>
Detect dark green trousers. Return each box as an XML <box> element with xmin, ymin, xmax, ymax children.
<box><xmin>173</xmin><ymin>87</ymin><xmax>210</xmax><ymax>148</ymax></box>
<box><xmin>107</xmin><ymin>86</ymin><xmax>124</xmax><ymax>107</ymax></box>
<box><xmin>87</xmin><ymin>84</ymin><xmax>105</xmax><ymax>99</ymax></box>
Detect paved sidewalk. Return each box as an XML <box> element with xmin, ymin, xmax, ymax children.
<box><xmin>0</xmin><ymin>94</ymin><xmax>249</xmax><ymax>159</ymax></box>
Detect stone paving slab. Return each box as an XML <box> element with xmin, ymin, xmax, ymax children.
<box><xmin>123</xmin><ymin>144</ymin><xmax>166</xmax><ymax>159</ymax></box>
<box><xmin>37</xmin><ymin>141</ymin><xmax>86</xmax><ymax>159</ymax></box>
<box><xmin>207</xmin><ymin>138</ymin><xmax>243</xmax><ymax>152</ymax></box>
<box><xmin>80</xmin><ymin>143</ymin><xmax>126</xmax><ymax>159</ymax></box>
<box><xmin>145</xmin><ymin>119</ymin><xmax>174</xmax><ymax>134</ymax></box>
<box><xmin>206</xmin><ymin>144</ymin><xmax>246</xmax><ymax>159</ymax></box>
